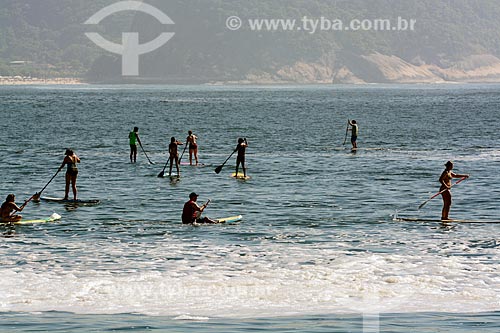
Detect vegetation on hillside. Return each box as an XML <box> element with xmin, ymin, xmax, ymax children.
<box><xmin>2</xmin><ymin>0</ymin><xmax>500</xmax><ymax>81</ymax></box>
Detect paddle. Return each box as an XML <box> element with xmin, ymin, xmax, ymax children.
<box><xmin>139</xmin><ymin>142</ymin><xmax>155</xmax><ymax>165</ymax></box>
<box><xmin>214</xmin><ymin>150</ymin><xmax>236</xmax><ymax>174</ymax></box>
<box><xmin>20</xmin><ymin>193</ymin><xmax>37</xmax><ymax>207</ymax></box>
<box><xmin>343</xmin><ymin>119</ymin><xmax>349</xmax><ymax>145</ymax></box>
<box><xmin>32</xmin><ymin>168</ymin><xmax>62</xmax><ymax>202</ymax></box>
<box><xmin>178</xmin><ymin>143</ymin><xmax>188</xmax><ymax>163</ymax></box>
<box><xmin>157</xmin><ymin>158</ymin><xmax>170</xmax><ymax>178</ymax></box>
<box><xmin>203</xmin><ymin>199</ymin><xmax>211</xmax><ymax>209</ymax></box>
<box><xmin>418</xmin><ymin>177</ymin><xmax>467</xmax><ymax>210</ymax></box>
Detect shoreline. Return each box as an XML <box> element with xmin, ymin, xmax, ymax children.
<box><xmin>3</xmin><ymin>76</ymin><xmax>500</xmax><ymax>86</ymax></box>
<box><xmin>0</xmin><ymin>76</ymin><xmax>84</xmax><ymax>85</ymax></box>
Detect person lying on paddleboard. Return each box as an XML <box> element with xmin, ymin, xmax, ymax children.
<box><xmin>348</xmin><ymin>120</ymin><xmax>358</xmax><ymax>149</ymax></box>
<box><xmin>0</xmin><ymin>194</ymin><xmax>33</xmax><ymax>223</ymax></box>
<box><xmin>439</xmin><ymin>161</ymin><xmax>469</xmax><ymax>221</ymax></box>
<box><xmin>182</xmin><ymin>192</ymin><xmax>217</xmax><ymax>224</ymax></box>
<box><xmin>186</xmin><ymin>130</ymin><xmax>199</xmax><ymax>166</ymax></box>
<box><xmin>235</xmin><ymin>138</ymin><xmax>248</xmax><ymax>178</ymax></box>
<box><xmin>169</xmin><ymin>137</ymin><xmax>183</xmax><ymax>177</ymax></box>
<box><xmin>129</xmin><ymin>127</ymin><xmax>142</xmax><ymax>163</ymax></box>
<box><xmin>60</xmin><ymin>149</ymin><xmax>80</xmax><ymax>201</ymax></box>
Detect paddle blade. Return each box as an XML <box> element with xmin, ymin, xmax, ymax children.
<box><xmin>214</xmin><ymin>165</ymin><xmax>223</xmax><ymax>174</ymax></box>
<box><xmin>157</xmin><ymin>171</ymin><xmax>165</xmax><ymax>178</ymax></box>
<box><xmin>32</xmin><ymin>192</ymin><xmax>41</xmax><ymax>203</ymax></box>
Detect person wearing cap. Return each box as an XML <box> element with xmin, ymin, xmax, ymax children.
<box><xmin>182</xmin><ymin>192</ymin><xmax>217</xmax><ymax>224</ymax></box>
<box><xmin>439</xmin><ymin>161</ymin><xmax>469</xmax><ymax>220</ymax></box>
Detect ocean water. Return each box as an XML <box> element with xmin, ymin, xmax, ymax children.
<box><xmin>0</xmin><ymin>84</ymin><xmax>498</xmax><ymax>332</ymax></box>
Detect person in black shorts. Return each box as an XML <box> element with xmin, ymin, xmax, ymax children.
<box><xmin>59</xmin><ymin>149</ymin><xmax>80</xmax><ymax>200</ymax></box>
<box><xmin>235</xmin><ymin>138</ymin><xmax>248</xmax><ymax>177</ymax></box>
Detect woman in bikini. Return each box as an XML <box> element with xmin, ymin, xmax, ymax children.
<box><xmin>186</xmin><ymin>130</ymin><xmax>198</xmax><ymax>166</ymax></box>
<box><xmin>60</xmin><ymin>149</ymin><xmax>80</xmax><ymax>200</ymax></box>
<box><xmin>439</xmin><ymin>161</ymin><xmax>469</xmax><ymax>221</ymax></box>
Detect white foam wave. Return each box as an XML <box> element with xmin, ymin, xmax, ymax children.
<box><xmin>1</xmin><ymin>252</ymin><xmax>497</xmax><ymax>317</ymax></box>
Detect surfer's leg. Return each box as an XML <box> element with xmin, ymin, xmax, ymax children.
<box><xmin>71</xmin><ymin>174</ymin><xmax>78</xmax><ymax>201</ymax></box>
<box><xmin>64</xmin><ymin>173</ymin><xmax>70</xmax><ymax>200</ymax></box>
<box><xmin>441</xmin><ymin>191</ymin><xmax>451</xmax><ymax>220</ymax></box>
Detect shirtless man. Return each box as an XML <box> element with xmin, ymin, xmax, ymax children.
<box><xmin>439</xmin><ymin>161</ymin><xmax>469</xmax><ymax>221</ymax></box>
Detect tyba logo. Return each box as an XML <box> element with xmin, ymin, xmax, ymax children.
<box><xmin>84</xmin><ymin>1</ymin><xmax>175</xmax><ymax>76</ymax></box>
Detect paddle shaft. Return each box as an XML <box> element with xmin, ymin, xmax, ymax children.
<box><xmin>215</xmin><ymin>149</ymin><xmax>236</xmax><ymax>174</ymax></box>
<box><xmin>419</xmin><ymin>177</ymin><xmax>467</xmax><ymax>209</ymax></box>
<box><xmin>139</xmin><ymin>142</ymin><xmax>154</xmax><ymax>164</ymax></box>
<box><xmin>343</xmin><ymin>120</ymin><xmax>349</xmax><ymax>145</ymax></box>
<box><xmin>36</xmin><ymin>168</ymin><xmax>61</xmax><ymax>197</ymax></box>
<box><xmin>203</xmin><ymin>199</ymin><xmax>211</xmax><ymax>209</ymax></box>
<box><xmin>179</xmin><ymin>143</ymin><xmax>188</xmax><ymax>163</ymax></box>
<box><xmin>157</xmin><ymin>158</ymin><xmax>170</xmax><ymax>177</ymax></box>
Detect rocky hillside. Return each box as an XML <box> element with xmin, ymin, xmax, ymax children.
<box><xmin>3</xmin><ymin>0</ymin><xmax>500</xmax><ymax>84</ymax></box>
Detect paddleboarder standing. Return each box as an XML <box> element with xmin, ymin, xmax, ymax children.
<box><xmin>129</xmin><ymin>127</ymin><xmax>142</xmax><ymax>163</ymax></box>
<box><xmin>439</xmin><ymin>161</ymin><xmax>469</xmax><ymax>220</ymax></box>
<box><xmin>168</xmin><ymin>137</ymin><xmax>183</xmax><ymax>177</ymax></box>
<box><xmin>186</xmin><ymin>130</ymin><xmax>199</xmax><ymax>166</ymax></box>
<box><xmin>182</xmin><ymin>192</ymin><xmax>217</xmax><ymax>224</ymax></box>
<box><xmin>348</xmin><ymin>120</ymin><xmax>358</xmax><ymax>149</ymax></box>
<box><xmin>60</xmin><ymin>149</ymin><xmax>80</xmax><ymax>201</ymax></box>
<box><xmin>235</xmin><ymin>138</ymin><xmax>248</xmax><ymax>178</ymax></box>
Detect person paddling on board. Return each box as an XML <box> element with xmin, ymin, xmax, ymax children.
<box><xmin>0</xmin><ymin>194</ymin><xmax>33</xmax><ymax>223</ymax></box>
<box><xmin>181</xmin><ymin>192</ymin><xmax>217</xmax><ymax>224</ymax></box>
<box><xmin>186</xmin><ymin>130</ymin><xmax>199</xmax><ymax>166</ymax></box>
<box><xmin>59</xmin><ymin>149</ymin><xmax>80</xmax><ymax>201</ymax></box>
<box><xmin>129</xmin><ymin>127</ymin><xmax>142</xmax><ymax>163</ymax></box>
<box><xmin>348</xmin><ymin>120</ymin><xmax>358</xmax><ymax>149</ymax></box>
<box><xmin>168</xmin><ymin>137</ymin><xmax>183</xmax><ymax>177</ymax></box>
<box><xmin>439</xmin><ymin>161</ymin><xmax>469</xmax><ymax>221</ymax></box>
<box><xmin>235</xmin><ymin>138</ymin><xmax>248</xmax><ymax>178</ymax></box>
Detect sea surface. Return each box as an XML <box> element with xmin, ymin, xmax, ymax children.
<box><xmin>0</xmin><ymin>84</ymin><xmax>499</xmax><ymax>332</ymax></box>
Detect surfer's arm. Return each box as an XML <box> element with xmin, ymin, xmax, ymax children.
<box><xmin>452</xmin><ymin>172</ymin><xmax>469</xmax><ymax>179</ymax></box>
<box><xmin>59</xmin><ymin>158</ymin><xmax>67</xmax><ymax>170</ymax></box>
<box><xmin>11</xmin><ymin>202</ymin><xmax>24</xmax><ymax>212</ymax></box>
